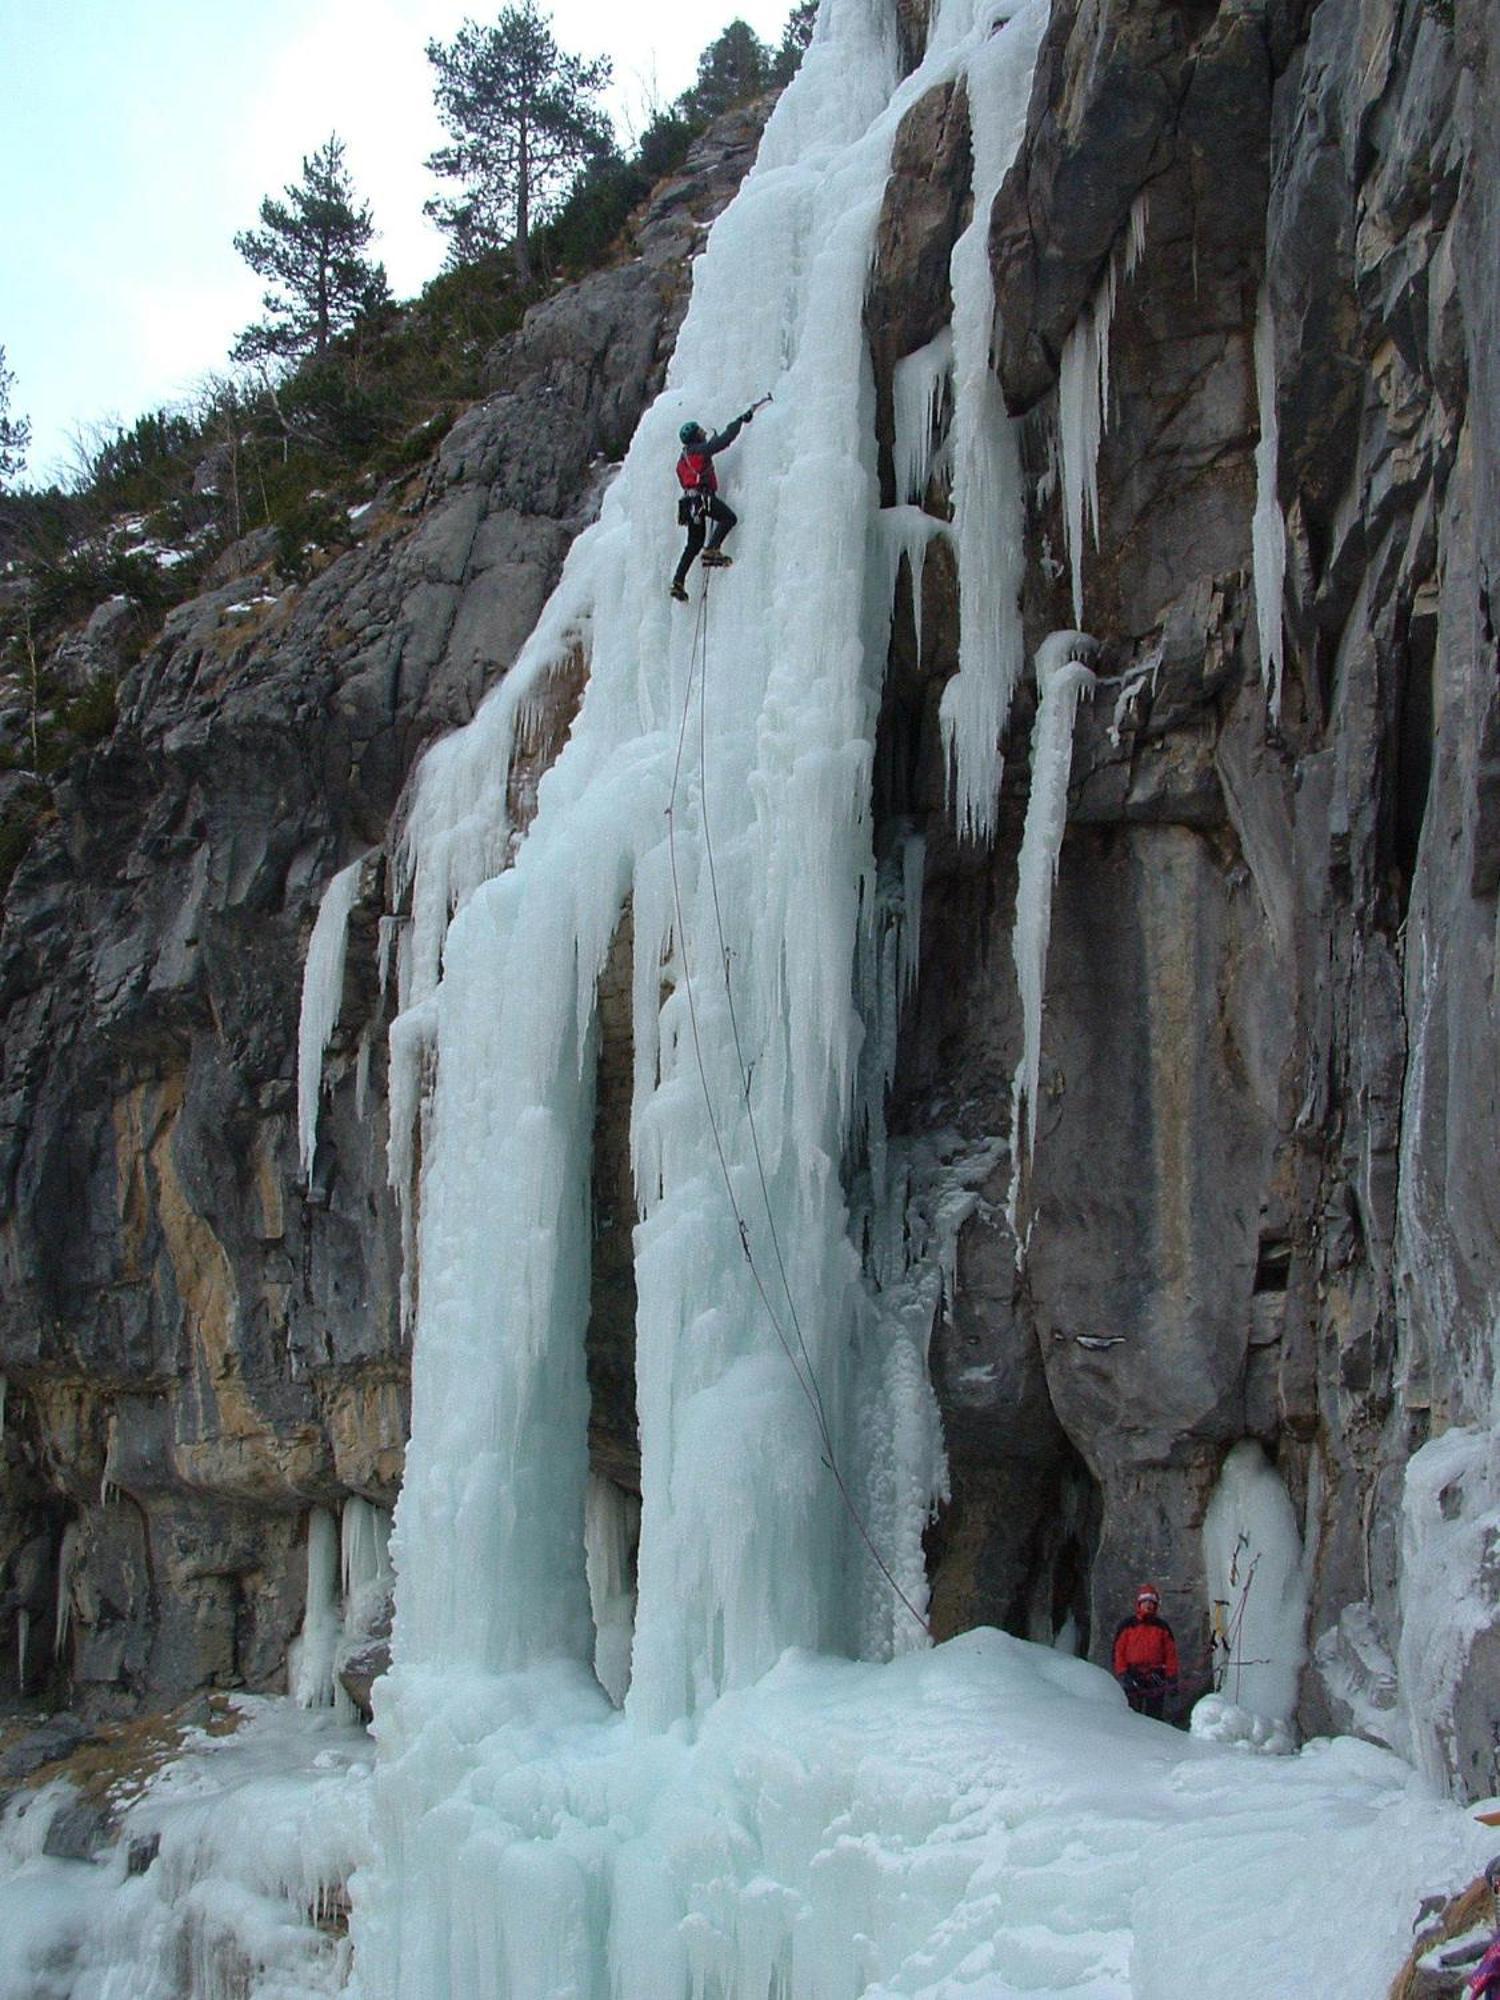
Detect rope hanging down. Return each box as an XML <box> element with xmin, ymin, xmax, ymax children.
<box><xmin>664</xmin><ymin>574</ymin><xmax>933</xmax><ymax>1643</ymax></box>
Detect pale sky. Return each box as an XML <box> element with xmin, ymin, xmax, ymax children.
<box><xmin>0</xmin><ymin>0</ymin><xmax>791</xmax><ymax>483</ymax></box>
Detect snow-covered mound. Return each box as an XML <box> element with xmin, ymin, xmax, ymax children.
<box><xmin>1</xmin><ymin>1640</ymin><xmax>1492</xmax><ymax>1998</ymax></box>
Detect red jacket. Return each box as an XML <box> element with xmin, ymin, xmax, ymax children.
<box><xmin>676</xmin><ymin>410</ymin><xmax>751</xmax><ymax>497</ymax></box>
<box><xmin>1469</xmin><ymin>1934</ymin><xmax>1500</xmax><ymax>1997</ymax></box>
<box><xmin>676</xmin><ymin>448</ymin><xmax>718</xmax><ymax>495</ymax></box>
<box><xmin>1112</xmin><ymin>1614</ymin><xmax>1180</xmax><ymax>1683</ymax></box>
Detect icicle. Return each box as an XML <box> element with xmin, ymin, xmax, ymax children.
<box><xmin>1057</xmin><ymin>309</ymin><xmax>1105</xmax><ymax>628</ymax></box>
<box><xmin>99</xmin><ymin>1411</ymin><xmax>118</xmax><ymax>1508</ymax></box>
<box><xmin>296</xmin><ymin>856</ymin><xmax>367</xmax><ymax>1182</ymax></box>
<box><xmin>1252</xmin><ymin>280</ymin><xmax>1287</xmax><ymax>719</ymax></box>
<box><xmin>16</xmin><ymin>1607</ymin><xmax>27</xmax><ymax>1692</ymax></box>
<box><xmin>1006</xmin><ymin>632</ymin><xmax>1098</xmax><ymax>1240</ymax></box>
<box><xmin>386</xmin><ymin>997</ymin><xmax>436</xmax><ymax>1329</ymax></box>
<box><xmin>335</xmin><ymin>1497</ymin><xmax>393</xmax><ymax>1726</ymax></box>
<box><xmin>940</xmin><ymin>8</ymin><xmax>1048</xmax><ymax>842</ymax></box>
<box><xmin>878</xmin><ymin>505</ymin><xmax>950</xmax><ymax>664</ymax></box>
<box><xmin>892</xmin><ymin>328</ymin><xmax>953</xmax><ymax>504</ymax></box>
<box><xmin>584</xmin><ymin>1475</ymin><xmax>640</xmax><ymax>1707</ymax></box>
<box><xmin>54</xmin><ymin>1522</ymin><xmax>80</xmax><ymax>1660</ymax></box>
<box><xmin>354</xmin><ymin>1029</ymin><xmax>373</xmax><ymax>1123</ymax></box>
<box><xmin>377</xmin><ymin>914</ymin><xmax>399</xmax><ymax>998</ymax></box>
<box><xmin>290</xmin><ymin>1507</ymin><xmax>341</xmax><ymax>1710</ymax></box>
<box><xmin>1125</xmin><ymin>191</ymin><xmax>1149</xmax><ymax>278</ymax></box>
<box><xmin>899</xmin><ymin>827</ymin><xmax>926</xmax><ymax>1005</ymax></box>
<box><xmin>340</xmin><ymin>1495</ymin><xmax>393</xmax><ymax>1607</ymax></box>
<box><xmin>1057</xmin><ymin>199</ymin><xmax>1147</xmax><ymax>627</ymax></box>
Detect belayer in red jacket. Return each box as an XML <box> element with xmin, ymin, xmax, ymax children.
<box><xmin>1467</xmin><ymin>1858</ymin><xmax>1500</xmax><ymax>1997</ymax></box>
<box><xmin>670</xmin><ymin>407</ymin><xmax>760</xmax><ymax>601</ymax></box>
<box><xmin>1112</xmin><ymin>1584</ymin><xmax>1180</xmax><ymax>1719</ymax></box>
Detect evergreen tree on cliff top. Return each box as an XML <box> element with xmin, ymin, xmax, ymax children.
<box><xmin>0</xmin><ymin>347</ymin><xmax>30</xmax><ymax>489</ymax></box>
<box><xmin>677</xmin><ymin>19</ymin><xmax>773</xmax><ymax>123</ymax></box>
<box><xmin>424</xmin><ymin>2</ymin><xmax>613</xmax><ymax>281</ymax></box>
<box><xmin>232</xmin><ymin>136</ymin><xmax>390</xmax><ymax>367</ymax></box>
<box><xmin>772</xmin><ymin>0</ymin><xmax>817</xmax><ymax>84</ymax></box>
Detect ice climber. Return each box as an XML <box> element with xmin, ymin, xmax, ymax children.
<box><xmin>1112</xmin><ymin>1583</ymin><xmax>1180</xmax><ymax>1719</ymax></box>
<box><xmin>670</xmin><ymin>406</ymin><xmax>759</xmax><ymax>601</ymax></box>
<box><xmin>1466</xmin><ymin>1859</ymin><xmax>1500</xmax><ymax>1997</ymax></box>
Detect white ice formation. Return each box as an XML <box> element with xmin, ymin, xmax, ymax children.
<box><xmin>1394</xmin><ymin>1427</ymin><xmax>1500</xmax><ymax>1790</ymax></box>
<box><xmin>1201</xmin><ymin>1440</ymin><xmax>1309</xmax><ymax>1727</ymax></box>
<box><xmin>351</xmin><ymin>0</ymin><xmax>1056</xmax><ymax>1990</ymax></box>
<box><xmin>938</xmin><ymin>5</ymin><xmax>1044</xmax><ymax>840</ymax></box>
<box><xmin>1007</xmin><ymin>630</ymin><xmax>1098</xmax><ymax>1235</ymax></box>
<box><xmin>297</xmin><ymin>855</ymin><xmax>367</xmax><ymax>1181</ymax></box>
<box><xmin>1056</xmin><ymin>192</ymin><xmax>1148</xmax><ymax>627</ymax></box>
<box><xmin>291</xmin><ymin>1500</ymin><xmax>394</xmax><ymax>1724</ymax></box>
<box><xmin>290</xmin><ymin>1506</ymin><xmax>345</xmax><ymax>1715</ymax></box>
<box><xmin>1252</xmin><ymin>278</ymin><xmax>1288</xmax><ymax>718</ymax></box>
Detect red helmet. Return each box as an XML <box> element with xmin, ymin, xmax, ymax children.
<box><xmin>1135</xmin><ymin>1584</ymin><xmax>1160</xmax><ymax>1610</ymax></box>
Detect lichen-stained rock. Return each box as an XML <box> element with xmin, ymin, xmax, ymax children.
<box><xmin>863</xmin><ymin>0</ymin><xmax>1500</xmax><ymax>1791</ymax></box>
<box><xmin>1</xmin><ymin>0</ymin><xmax>1497</xmax><ymax>1812</ymax></box>
<box><xmin>0</xmin><ymin>104</ymin><xmax>769</xmax><ymax>1717</ymax></box>
<box><xmin>866</xmin><ymin>77</ymin><xmax>973</xmax><ymax>503</ymax></box>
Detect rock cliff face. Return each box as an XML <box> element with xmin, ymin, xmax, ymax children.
<box><xmin>2</xmin><ymin>0</ymin><xmax>1497</xmax><ymax>1798</ymax></box>
<box><xmin>866</xmin><ymin>0</ymin><xmax>1497</xmax><ymax>1786</ymax></box>
<box><xmin>0</xmin><ymin>105</ymin><xmax>768</xmax><ymax>1716</ymax></box>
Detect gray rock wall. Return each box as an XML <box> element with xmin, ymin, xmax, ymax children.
<box><xmin>0</xmin><ymin>107</ymin><xmax>768</xmax><ymax>1716</ymax></box>
<box><xmin>863</xmin><ymin>0</ymin><xmax>1497</xmax><ymax>1786</ymax></box>
<box><xmin>1</xmin><ymin>0</ymin><xmax>1496</xmax><ymax>1802</ymax></box>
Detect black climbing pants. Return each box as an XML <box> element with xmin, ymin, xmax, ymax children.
<box><xmin>673</xmin><ymin>494</ymin><xmax>737</xmax><ymax>589</ymax></box>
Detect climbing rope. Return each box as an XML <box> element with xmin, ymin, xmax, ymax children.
<box><xmin>664</xmin><ymin>571</ymin><xmax>933</xmax><ymax>1643</ymax></box>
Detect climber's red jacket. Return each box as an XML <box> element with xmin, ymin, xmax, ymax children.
<box><xmin>675</xmin><ymin>410</ymin><xmax>751</xmax><ymax>497</ymax></box>
<box><xmin>1112</xmin><ymin>1613</ymin><xmax>1180</xmax><ymax>1683</ymax></box>
<box><xmin>676</xmin><ymin>447</ymin><xmax>719</xmax><ymax>494</ymax></box>
<box><xmin>1468</xmin><ymin>1933</ymin><xmax>1500</xmax><ymax>1998</ymax></box>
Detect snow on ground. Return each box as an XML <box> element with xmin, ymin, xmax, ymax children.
<box><xmin>0</xmin><ymin>1639</ymin><xmax>1491</xmax><ymax>1998</ymax></box>
<box><xmin>0</xmin><ymin>1697</ymin><xmax>370</xmax><ymax>2000</ymax></box>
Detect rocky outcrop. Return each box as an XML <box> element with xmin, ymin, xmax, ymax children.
<box><xmin>862</xmin><ymin>0</ymin><xmax>1496</xmax><ymax>1786</ymax></box>
<box><xmin>0</xmin><ymin>105</ymin><xmax>769</xmax><ymax>1717</ymax></box>
<box><xmin>1</xmin><ymin>0</ymin><xmax>1495</xmax><ymax>1807</ymax></box>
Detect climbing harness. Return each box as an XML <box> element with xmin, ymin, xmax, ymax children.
<box><xmin>664</xmin><ymin>571</ymin><xmax>933</xmax><ymax>1643</ymax></box>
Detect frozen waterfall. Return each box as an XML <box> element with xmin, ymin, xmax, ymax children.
<box><xmin>352</xmin><ymin>0</ymin><xmax>1050</xmax><ymax>1991</ymax></box>
<box><xmin>297</xmin><ymin>855</ymin><xmax>367</xmax><ymax>1181</ymax></box>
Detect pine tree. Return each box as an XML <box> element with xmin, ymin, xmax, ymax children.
<box><xmin>677</xmin><ymin>20</ymin><xmax>773</xmax><ymax>124</ymax></box>
<box><xmin>425</xmin><ymin>2</ymin><xmax>613</xmax><ymax>282</ymax></box>
<box><xmin>772</xmin><ymin>0</ymin><xmax>818</xmax><ymax>85</ymax></box>
<box><xmin>232</xmin><ymin>137</ymin><xmax>390</xmax><ymax>368</ymax></box>
<box><xmin>0</xmin><ymin>347</ymin><xmax>30</xmax><ymax>489</ymax></box>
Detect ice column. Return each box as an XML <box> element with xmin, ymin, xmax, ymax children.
<box><xmin>584</xmin><ymin>1474</ymin><xmax>640</xmax><ymax>1706</ymax></box>
<box><xmin>53</xmin><ymin>1522</ymin><xmax>80</xmax><ymax>1660</ymax></box>
<box><xmin>1252</xmin><ymin>280</ymin><xmax>1287</xmax><ymax>718</ymax></box>
<box><xmin>297</xmin><ymin>855</ymin><xmax>366</xmax><ymax>1180</ymax></box>
<box><xmin>1202</xmin><ymin>1441</ymin><xmax>1308</xmax><ymax>1725</ymax></box>
<box><xmin>290</xmin><ymin>1506</ymin><xmax>344</xmax><ymax>1712</ymax></box>
<box><xmin>1007</xmin><ymin>632</ymin><xmax>1096</xmax><ymax>1232</ymax></box>
<box><xmin>355</xmin><ymin>0</ymin><xmax>1051</xmax><ymax>1990</ymax></box>
<box><xmin>940</xmin><ymin>2</ymin><xmax>1049</xmax><ymax>841</ymax></box>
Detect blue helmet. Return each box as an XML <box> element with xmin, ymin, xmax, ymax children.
<box><xmin>679</xmin><ymin>420</ymin><xmax>705</xmax><ymax>443</ymax></box>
